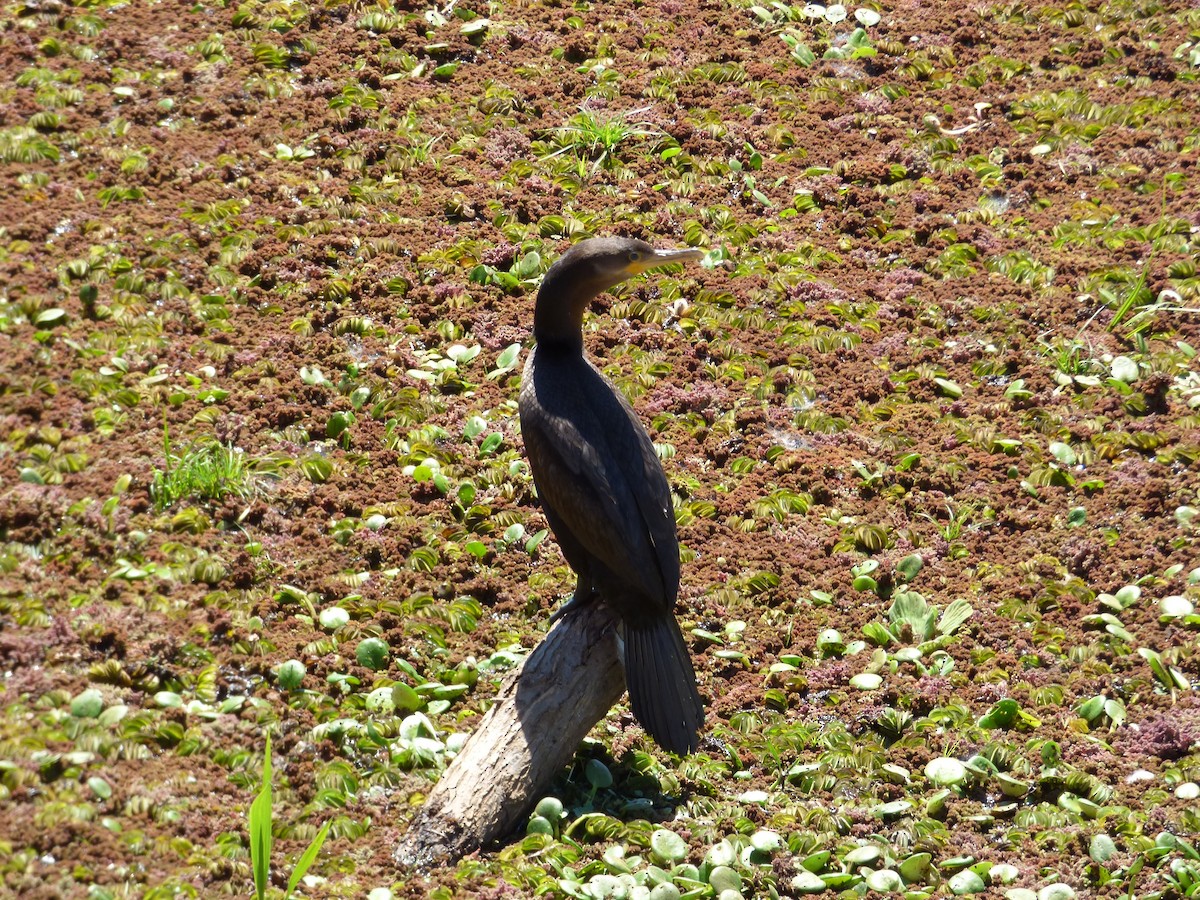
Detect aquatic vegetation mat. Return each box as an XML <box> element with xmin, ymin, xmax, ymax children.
<box><xmin>2</xmin><ymin>0</ymin><xmax>1200</xmax><ymax>896</ymax></box>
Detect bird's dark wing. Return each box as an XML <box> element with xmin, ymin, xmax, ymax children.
<box><xmin>519</xmin><ymin>352</ymin><xmax>679</xmax><ymax>607</ymax></box>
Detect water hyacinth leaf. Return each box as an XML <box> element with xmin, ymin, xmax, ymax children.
<box><xmin>896</xmin><ymin>553</ymin><xmax>923</xmax><ymax>582</ymax></box>
<box><xmin>535</xmin><ymin>796</ymin><xmax>563</xmax><ymax>822</ymax></box>
<box><xmin>990</xmin><ymin>863</ymin><xmax>1019</xmax><ymax>884</ymax></box>
<box><xmin>865</xmin><ymin>870</ymin><xmax>903</xmax><ymax>892</ymax></box>
<box><xmin>941</xmin><ymin>855</ymin><xmax>976</xmax><ymax>871</ymax></box>
<box><xmin>1048</xmin><ymin>441</ymin><xmax>1076</xmax><ymax>465</ymax></box>
<box><xmin>88</xmin><ymin>776</ymin><xmax>112</xmax><ymax>799</ymax></box>
<box><xmin>874</xmin><ymin>799</ymin><xmax>913</xmax><ymax>818</ymax></box>
<box><xmin>319</xmin><ymin>607</ymin><xmax>349</xmax><ymax>630</ymax></box>
<box><xmin>585</xmin><ymin>758</ymin><xmax>613</xmax><ymax>790</ymax></box>
<box><xmin>326</xmin><ymin>410</ymin><xmax>353</xmax><ymax>439</ymax></box>
<box><xmin>706</xmin><ymin>839</ymin><xmax>737</xmax><ymax>868</ymax></box>
<box><xmin>817</xmin><ymin>628</ymin><xmax>844</xmax><ymax>653</ymax></box>
<box><xmin>1111</xmin><ymin>355</ymin><xmax>1138</xmax><ymax>382</ymax></box>
<box><xmin>463</xmin><ymin>415</ymin><xmax>488</xmax><ymax>439</ymax></box>
<box><xmin>708</xmin><ymin>865</ymin><xmax>741</xmax><ymax>893</ymax></box>
<box><xmin>525</xmin><ymin>528</ymin><xmax>548</xmax><ymax>553</ymax></box>
<box><xmin>750</xmin><ymin>830</ymin><xmax>782</xmax><ymax>853</ymax></box>
<box><xmin>274</xmin><ymin>659</ymin><xmax>306</xmax><ymax>690</ymax></box>
<box><xmin>843</xmin><ymin>845</ymin><xmax>880</xmax><ymax>866</ymax></box>
<box><xmin>1115</xmin><ymin>584</ymin><xmax>1141</xmax><ymax>608</ymax></box>
<box><xmin>1160</xmin><ymin>595</ymin><xmax>1194</xmax><ymax>618</ymax></box>
<box><xmin>446</xmin><ymin>343</ymin><xmax>481</xmax><ymax>364</ymax></box>
<box><xmin>601</xmin><ymin>845</ymin><xmax>631</xmax><ymax>873</ymax></box>
<box><xmin>925</xmin><ymin>789</ymin><xmax>950</xmax><ymax>816</ymax></box>
<box><xmin>1075</xmin><ymin>694</ymin><xmax>1104</xmax><ymax>721</ymax></box>
<box><xmin>392</xmin><ymin>682</ymin><xmax>422</xmax><ymax>712</ymax></box>
<box><xmin>849</xmin><ymin>672</ymin><xmax>882</xmax><ymax>690</ymax></box>
<box><xmin>1038</xmin><ymin>884</ymin><xmax>1077</xmax><ymax>900</ymax></box>
<box><xmin>515</xmin><ymin>251</ymin><xmax>542</xmax><ymax>279</ymax></box>
<box><xmin>790</xmin><ymin>870</ymin><xmax>826</xmax><ymax>893</ymax></box>
<box><xmin>1090</xmin><ymin>833</ymin><xmax>1117</xmax><ymax>862</ymax></box>
<box><xmin>977</xmin><ymin>699</ymin><xmax>1019</xmax><ymax>729</ymax></box>
<box><xmin>365</xmin><ymin>687</ymin><xmax>395</xmax><ymax>713</ymax></box>
<box><xmin>356</xmin><ymin>637</ymin><xmax>390</xmax><ymax>671</ymax></box>
<box><xmin>455</xmin><ymin>482</ymin><xmax>477</xmax><ymax>507</ymax></box>
<box><xmin>493</xmin><ymin>342</ymin><xmax>521</xmax><ymax>373</ymax></box>
<box><xmin>934</xmin><ymin>377</ymin><xmax>963</xmax><ymax>398</ymax></box>
<box><xmin>71</xmin><ymin>689</ymin><xmax>105</xmax><ymax>718</ymax></box>
<box><xmin>852</xmin><ymin>574</ymin><xmax>878</xmax><ymax>593</ymax></box>
<box><xmin>650</xmin><ymin>828</ymin><xmax>688</xmax><ymax>863</ymax></box>
<box><xmin>947</xmin><ymin>870</ymin><xmax>985</xmax><ymax>894</ymax></box>
<box><xmin>1139</xmin><ymin>647</ymin><xmax>1188</xmax><ymax>690</ymax></box>
<box><xmin>926</xmin><ymin>757</ymin><xmax>968</xmax><ymax>786</ymax></box>
<box><xmin>898</xmin><ymin>852</ymin><xmax>933</xmax><ymax>882</ymax></box>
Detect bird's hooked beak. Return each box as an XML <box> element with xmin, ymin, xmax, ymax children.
<box><xmin>627</xmin><ymin>246</ymin><xmax>706</xmax><ymax>275</ymax></box>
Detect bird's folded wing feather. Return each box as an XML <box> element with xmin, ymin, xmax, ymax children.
<box><xmin>521</xmin><ymin>370</ymin><xmax>677</xmax><ymax>604</ymax></box>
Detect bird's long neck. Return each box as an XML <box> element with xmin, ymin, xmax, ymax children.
<box><xmin>533</xmin><ymin>264</ymin><xmax>611</xmax><ymax>354</ymax></box>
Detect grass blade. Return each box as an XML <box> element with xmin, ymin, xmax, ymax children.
<box><xmin>249</xmin><ymin>734</ymin><xmax>273</xmax><ymax>900</ymax></box>
<box><xmin>285</xmin><ymin>820</ymin><xmax>332</xmax><ymax>898</ymax></box>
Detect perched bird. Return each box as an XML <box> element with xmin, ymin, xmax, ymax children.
<box><xmin>519</xmin><ymin>236</ymin><xmax>706</xmax><ymax>754</ymax></box>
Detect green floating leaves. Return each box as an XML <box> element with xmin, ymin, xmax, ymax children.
<box><xmin>650</xmin><ymin>828</ymin><xmax>688</xmax><ymax>863</ymax></box>
<box><xmin>274</xmin><ymin>659</ymin><xmax>306</xmax><ymax>690</ymax></box>
<box><xmin>356</xmin><ymin>637</ymin><xmax>390</xmax><ymax>671</ymax></box>
<box><xmin>70</xmin><ymin>689</ymin><xmax>105</xmax><ymax>719</ymax></box>
<box><xmin>896</xmin><ymin>553</ymin><xmax>923</xmax><ymax>582</ymax></box>
<box><xmin>925</xmin><ymin>757</ymin><xmax>968</xmax><ymax>787</ymax></box>
<box><xmin>318</xmin><ymin>606</ymin><xmax>349</xmax><ymax>630</ymax></box>
<box><xmin>1139</xmin><ymin>647</ymin><xmax>1189</xmax><ymax>691</ymax></box>
<box><xmin>938</xmin><ymin>598</ymin><xmax>974</xmax><ymax>636</ymax></box>
<box><xmin>977</xmin><ymin>698</ymin><xmax>1040</xmax><ymax>730</ymax></box>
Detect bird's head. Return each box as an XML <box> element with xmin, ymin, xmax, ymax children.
<box><xmin>534</xmin><ymin>237</ymin><xmax>705</xmax><ymax>348</ymax></box>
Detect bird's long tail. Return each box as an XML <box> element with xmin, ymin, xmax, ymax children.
<box><xmin>623</xmin><ymin>615</ymin><xmax>705</xmax><ymax>754</ymax></box>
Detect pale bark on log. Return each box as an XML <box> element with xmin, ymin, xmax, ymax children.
<box><xmin>394</xmin><ymin>600</ymin><xmax>625</xmax><ymax>867</ymax></box>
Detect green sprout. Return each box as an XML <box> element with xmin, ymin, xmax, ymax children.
<box><xmin>540</xmin><ymin>111</ymin><xmax>660</xmax><ymax>172</ymax></box>
<box><xmin>249</xmin><ymin>734</ymin><xmax>330</xmax><ymax>900</ymax></box>
<box><xmin>150</xmin><ymin>437</ymin><xmax>256</xmax><ymax>511</ymax></box>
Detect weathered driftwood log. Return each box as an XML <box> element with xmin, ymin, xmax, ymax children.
<box><xmin>394</xmin><ymin>600</ymin><xmax>625</xmax><ymax>867</ymax></box>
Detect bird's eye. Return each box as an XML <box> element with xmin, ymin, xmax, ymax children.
<box><xmin>628</xmin><ymin>250</ymin><xmax>643</xmax><ymax>262</ymax></box>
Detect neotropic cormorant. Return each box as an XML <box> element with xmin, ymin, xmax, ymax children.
<box><xmin>519</xmin><ymin>237</ymin><xmax>706</xmax><ymax>754</ymax></box>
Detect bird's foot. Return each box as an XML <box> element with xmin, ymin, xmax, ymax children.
<box><xmin>548</xmin><ymin>588</ymin><xmax>598</xmax><ymax>625</ymax></box>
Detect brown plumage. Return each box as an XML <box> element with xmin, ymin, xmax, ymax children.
<box><xmin>518</xmin><ymin>237</ymin><xmax>706</xmax><ymax>754</ymax></box>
